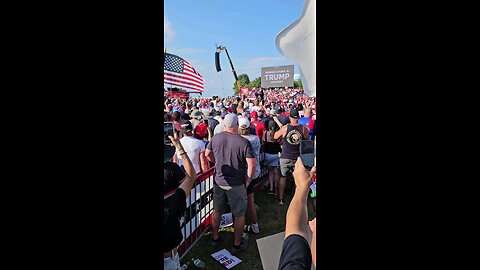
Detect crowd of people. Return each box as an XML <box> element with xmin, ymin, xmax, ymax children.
<box><xmin>163</xmin><ymin>87</ymin><xmax>317</xmax><ymax>269</ymax></box>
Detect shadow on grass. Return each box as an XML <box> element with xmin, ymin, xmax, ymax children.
<box><xmin>180</xmin><ymin>186</ymin><xmax>316</xmax><ymax>269</ymax></box>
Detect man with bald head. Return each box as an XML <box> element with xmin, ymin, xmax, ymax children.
<box><xmin>298</xmin><ymin>108</ymin><xmax>312</xmax><ymax>128</ymax></box>
<box><xmin>205</xmin><ymin>113</ymin><xmax>257</xmax><ymax>255</ymax></box>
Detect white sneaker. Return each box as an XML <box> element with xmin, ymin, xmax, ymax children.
<box><xmin>251</xmin><ymin>223</ymin><xmax>260</xmax><ymax>234</ymax></box>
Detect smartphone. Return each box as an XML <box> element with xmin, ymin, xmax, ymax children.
<box><xmin>300</xmin><ymin>140</ymin><xmax>315</xmax><ymax>168</ymax></box>
<box><xmin>164</xmin><ymin>122</ymin><xmax>174</xmax><ymax>145</ymax></box>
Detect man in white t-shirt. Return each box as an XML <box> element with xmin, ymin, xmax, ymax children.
<box><xmin>172</xmin><ymin>120</ymin><xmax>209</xmax><ymax>174</ymax></box>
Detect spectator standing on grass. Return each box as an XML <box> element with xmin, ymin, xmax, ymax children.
<box><xmin>238</xmin><ymin>118</ymin><xmax>261</xmax><ymax>234</ymax></box>
<box><xmin>278</xmin><ymin>158</ymin><xmax>316</xmax><ymax>269</ymax></box>
<box><xmin>163</xmin><ymin>133</ymin><xmax>197</xmax><ymax>270</ymax></box>
<box><xmin>250</xmin><ymin>110</ymin><xmax>266</xmax><ymax>142</ymax></box>
<box><xmin>264</xmin><ymin>119</ymin><xmax>282</xmax><ymax>196</ymax></box>
<box><xmin>172</xmin><ymin>121</ymin><xmax>209</xmax><ymax>175</ymax></box>
<box><xmin>205</xmin><ymin>113</ymin><xmax>256</xmax><ymax>255</ymax></box>
<box><xmin>273</xmin><ymin>107</ymin><xmax>309</xmax><ymax>205</ymax></box>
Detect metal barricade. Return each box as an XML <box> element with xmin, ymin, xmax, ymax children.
<box><xmin>178</xmin><ymin>167</ymin><xmax>215</xmax><ymax>258</ymax></box>
<box><xmin>176</xmin><ymin>149</ymin><xmax>270</xmax><ymax>259</ymax></box>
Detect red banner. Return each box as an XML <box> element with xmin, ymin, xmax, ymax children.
<box><xmin>240</xmin><ymin>88</ymin><xmax>249</xmax><ymax>95</ymax></box>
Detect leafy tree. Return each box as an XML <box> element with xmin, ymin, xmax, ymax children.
<box><xmin>294</xmin><ymin>79</ymin><xmax>303</xmax><ymax>89</ymax></box>
<box><xmin>233</xmin><ymin>73</ymin><xmax>250</xmax><ymax>95</ymax></box>
<box><xmin>246</xmin><ymin>76</ymin><xmax>261</xmax><ymax>88</ymax></box>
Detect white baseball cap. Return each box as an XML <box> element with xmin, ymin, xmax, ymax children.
<box><xmin>239</xmin><ymin>118</ymin><xmax>250</xmax><ymax>129</ymax></box>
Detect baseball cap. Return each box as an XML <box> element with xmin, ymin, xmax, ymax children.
<box><xmin>239</xmin><ymin>118</ymin><xmax>250</xmax><ymax>129</ymax></box>
<box><xmin>249</xmin><ymin>111</ymin><xmax>258</xmax><ymax>119</ymax></box>
<box><xmin>289</xmin><ymin>107</ymin><xmax>300</xmax><ymax>119</ymax></box>
<box><xmin>194</xmin><ymin>123</ymin><xmax>208</xmax><ymax>138</ymax></box>
<box><xmin>221</xmin><ymin>110</ymin><xmax>228</xmax><ymax>118</ymax></box>
<box><xmin>224</xmin><ymin>113</ymin><xmax>239</xmax><ymax>128</ymax></box>
<box><xmin>208</xmin><ymin>109</ymin><xmax>216</xmax><ymax>118</ymax></box>
<box><xmin>275</xmin><ymin>105</ymin><xmax>283</xmax><ymax>114</ymax></box>
<box><xmin>194</xmin><ymin>111</ymin><xmax>203</xmax><ymax>119</ymax></box>
<box><xmin>179</xmin><ymin>120</ymin><xmax>193</xmax><ymax>134</ymax></box>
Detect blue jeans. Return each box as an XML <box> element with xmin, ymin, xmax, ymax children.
<box><xmin>164</xmin><ymin>252</ymin><xmax>180</xmax><ymax>270</ymax></box>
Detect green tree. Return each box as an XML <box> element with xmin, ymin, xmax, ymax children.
<box><xmin>246</xmin><ymin>76</ymin><xmax>261</xmax><ymax>88</ymax></box>
<box><xmin>294</xmin><ymin>79</ymin><xmax>303</xmax><ymax>89</ymax></box>
<box><xmin>233</xmin><ymin>73</ymin><xmax>250</xmax><ymax>95</ymax></box>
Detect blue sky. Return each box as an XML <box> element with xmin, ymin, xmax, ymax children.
<box><xmin>164</xmin><ymin>0</ymin><xmax>303</xmax><ymax>97</ymax></box>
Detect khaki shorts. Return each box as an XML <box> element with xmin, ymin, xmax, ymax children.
<box><xmin>213</xmin><ymin>184</ymin><xmax>248</xmax><ymax>217</ymax></box>
<box><xmin>280</xmin><ymin>158</ymin><xmax>296</xmax><ymax>177</ymax></box>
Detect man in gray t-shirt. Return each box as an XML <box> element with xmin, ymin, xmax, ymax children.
<box><xmin>205</xmin><ymin>113</ymin><xmax>256</xmax><ymax>254</ymax></box>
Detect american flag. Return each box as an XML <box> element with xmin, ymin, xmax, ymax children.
<box><xmin>164</xmin><ymin>53</ymin><xmax>204</xmax><ymax>92</ymax></box>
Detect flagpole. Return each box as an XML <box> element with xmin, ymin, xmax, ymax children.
<box><xmin>164</xmin><ymin>48</ymin><xmax>167</xmax><ymax>94</ymax></box>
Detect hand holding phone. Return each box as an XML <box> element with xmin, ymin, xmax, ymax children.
<box><xmin>300</xmin><ymin>140</ymin><xmax>315</xmax><ymax>168</ymax></box>
<box><xmin>164</xmin><ymin>122</ymin><xmax>174</xmax><ymax>145</ymax></box>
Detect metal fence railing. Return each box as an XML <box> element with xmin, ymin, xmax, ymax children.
<box><xmin>177</xmin><ymin>167</ymin><xmax>215</xmax><ymax>258</ymax></box>
<box><xmin>176</xmin><ymin>148</ymin><xmax>318</xmax><ymax>258</ymax></box>
<box><xmin>177</xmin><ymin>149</ymin><xmax>269</xmax><ymax>259</ymax></box>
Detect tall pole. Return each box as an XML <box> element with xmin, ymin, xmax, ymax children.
<box><xmin>217</xmin><ymin>45</ymin><xmax>241</xmax><ymax>93</ymax></box>
<box><xmin>164</xmin><ymin>48</ymin><xmax>166</xmax><ymax>94</ymax></box>
<box><xmin>223</xmin><ymin>48</ymin><xmax>241</xmax><ymax>91</ymax></box>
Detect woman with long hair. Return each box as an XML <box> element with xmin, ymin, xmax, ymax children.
<box><xmin>263</xmin><ymin>118</ymin><xmax>282</xmax><ymax>197</ymax></box>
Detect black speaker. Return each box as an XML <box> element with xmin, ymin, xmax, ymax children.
<box><xmin>215</xmin><ymin>52</ymin><xmax>221</xmax><ymax>72</ymax></box>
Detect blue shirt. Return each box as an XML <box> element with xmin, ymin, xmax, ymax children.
<box><xmin>298</xmin><ymin>117</ymin><xmax>311</xmax><ymax>128</ymax></box>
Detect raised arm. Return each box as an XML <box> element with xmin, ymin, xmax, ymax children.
<box><xmin>274</xmin><ymin>124</ymin><xmax>287</xmax><ymax>140</ymax></box>
<box><xmin>168</xmin><ymin>132</ymin><xmax>197</xmax><ymax>197</ymax></box>
<box><xmin>285</xmin><ymin>157</ymin><xmax>316</xmax><ymax>240</ymax></box>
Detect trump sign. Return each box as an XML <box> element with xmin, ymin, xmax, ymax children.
<box><xmin>261</xmin><ymin>65</ymin><xmax>294</xmax><ymax>88</ymax></box>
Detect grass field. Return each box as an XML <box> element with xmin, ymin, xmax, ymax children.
<box><xmin>180</xmin><ymin>182</ymin><xmax>316</xmax><ymax>269</ymax></box>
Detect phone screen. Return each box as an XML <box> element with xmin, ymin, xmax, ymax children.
<box><xmin>164</xmin><ymin>122</ymin><xmax>174</xmax><ymax>144</ymax></box>
<box><xmin>300</xmin><ymin>140</ymin><xmax>315</xmax><ymax>168</ymax></box>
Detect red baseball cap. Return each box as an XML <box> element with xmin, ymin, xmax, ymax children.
<box><xmin>249</xmin><ymin>111</ymin><xmax>258</xmax><ymax>119</ymax></box>
<box><xmin>194</xmin><ymin>123</ymin><xmax>208</xmax><ymax>139</ymax></box>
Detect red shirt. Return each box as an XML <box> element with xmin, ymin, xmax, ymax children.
<box><xmin>251</xmin><ymin>120</ymin><xmax>266</xmax><ymax>142</ymax></box>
